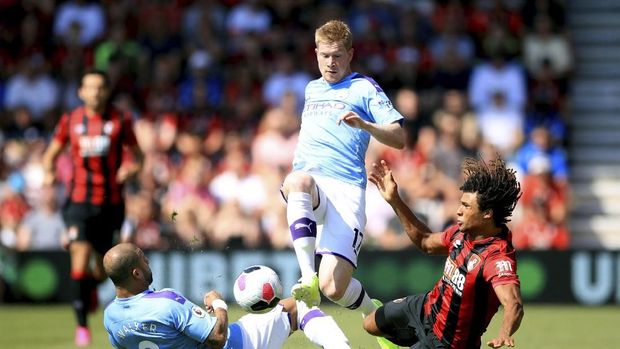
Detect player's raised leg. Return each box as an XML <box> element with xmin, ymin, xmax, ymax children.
<box><xmin>282</xmin><ymin>171</ymin><xmax>321</xmax><ymax>307</ymax></box>
<box><xmin>318</xmin><ymin>254</ymin><xmax>379</xmax><ymax>317</ymax></box>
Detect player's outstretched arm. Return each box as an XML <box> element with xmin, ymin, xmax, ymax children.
<box><xmin>337</xmin><ymin>112</ymin><xmax>405</xmax><ymax>149</ymax></box>
<box><xmin>203</xmin><ymin>291</ymin><xmax>229</xmax><ymax>349</ymax></box>
<box><xmin>369</xmin><ymin>160</ymin><xmax>447</xmax><ymax>255</ymax></box>
<box><xmin>487</xmin><ymin>283</ymin><xmax>524</xmax><ymax>348</ymax></box>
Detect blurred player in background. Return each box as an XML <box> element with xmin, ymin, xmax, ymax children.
<box><xmin>42</xmin><ymin>69</ymin><xmax>143</xmax><ymax>346</ymax></box>
<box><xmin>102</xmin><ymin>243</ymin><xmax>350</xmax><ymax>349</ymax></box>
<box><xmin>365</xmin><ymin>157</ymin><xmax>524</xmax><ymax>349</ymax></box>
<box><xmin>279</xmin><ymin>19</ymin><xmax>404</xmax><ymax>347</ymax></box>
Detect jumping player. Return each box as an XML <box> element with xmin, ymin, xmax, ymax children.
<box><xmin>280</xmin><ymin>21</ymin><xmax>405</xmax><ymax>345</ymax></box>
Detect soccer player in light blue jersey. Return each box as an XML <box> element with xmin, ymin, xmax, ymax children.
<box><xmin>103</xmin><ymin>243</ymin><xmax>350</xmax><ymax>349</ymax></box>
<box><xmin>280</xmin><ymin>19</ymin><xmax>404</xmax><ymax>349</ymax></box>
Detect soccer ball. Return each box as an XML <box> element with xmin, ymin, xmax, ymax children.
<box><xmin>233</xmin><ymin>265</ymin><xmax>283</xmax><ymax>313</ymax></box>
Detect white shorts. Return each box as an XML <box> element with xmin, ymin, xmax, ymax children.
<box><xmin>312</xmin><ymin>174</ymin><xmax>366</xmax><ymax>268</ymax></box>
<box><xmin>236</xmin><ymin>304</ymin><xmax>291</xmax><ymax>349</ymax></box>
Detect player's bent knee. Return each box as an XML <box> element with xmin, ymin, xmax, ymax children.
<box><xmin>322</xmin><ymin>285</ymin><xmax>346</xmax><ymax>301</ymax></box>
<box><xmin>363</xmin><ymin>314</ymin><xmax>381</xmax><ymax>335</ymax></box>
<box><xmin>319</xmin><ymin>279</ymin><xmax>345</xmax><ymax>301</ymax></box>
<box><xmin>283</xmin><ymin>171</ymin><xmax>315</xmax><ymax>193</ymax></box>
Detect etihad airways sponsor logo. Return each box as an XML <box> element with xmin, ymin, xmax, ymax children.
<box><xmin>303</xmin><ymin>101</ymin><xmax>347</xmax><ymax>112</ymax></box>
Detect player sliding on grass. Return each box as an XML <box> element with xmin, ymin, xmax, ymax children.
<box><xmin>280</xmin><ymin>19</ymin><xmax>404</xmax><ymax>349</ymax></box>
<box><xmin>365</xmin><ymin>156</ymin><xmax>524</xmax><ymax>349</ymax></box>
<box><xmin>102</xmin><ymin>243</ymin><xmax>350</xmax><ymax>349</ymax></box>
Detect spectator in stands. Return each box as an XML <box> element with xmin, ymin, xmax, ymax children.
<box><xmin>468</xmin><ymin>47</ymin><xmax>526</xmax><ymax>114</ymax></box>
<box><xmin>209</xmin><ymin>142</ymin><xmax>267</xmax><ymax>219</ymax></box>
<box><xmin>181</xmin><ymin>0</ymin><xmax>226</xmax><ymax>41</ymax></box>
<box><xmin>429</xmin><ymin>15</ymin><xmax>475</xmax><ymax>91</ymax></box>
<box><xmin>432</xmin><ymin>89</ymin><xmax>480</xmax><ymax>155</ymax></box>
<box><xmin>525</xmin><ymin>60</ymin><xmax>567</xmax><ymax>143</ymax></box>
<box><xmin>394</xmin><ymin>88</ymin><xmax>430</xmax><ymax>149</ymax></box>
<box><xmin>477</xmin><ymin>91</ymin><xmax>524</xmax><ymax>157</ymax></box>
<box><xmin>513</xmin><ymin>125</ymin><xmax>568</xmax><ymax>185</ymax></box>
<box><xmin>226</xmin><ymin>0</ymin><xmax>272</xmax><ymax>36</ymax></box>
<box><xmin>432</xmin><ymin>111</ymin><xmax>467</xmax><ymax>183</ymax></box>
<box><xmin>523</xmin><ymin>15</ymin><xmax>572</xmax><ymax>81</ymax></box>
<box><xmin>4</xmin><ymin>54</ymin><xmax>59</xmax><ymax>125</ymax></box>
<box><xmin>15</xmin><ymin>185</ymin><xmax>65</xmax><ymax>251</ymax></box>
<box><xmin>481</xmin><ymin>19</ymin><xmax>521</xmax><ymax>61</ymax></box>
<box><xmin>53</xmin><ymin>0</ymin><xmax>105</xmax><ymax>47</ymax></box>
<box><xmin>0</xmin><ymin>140</ymin><xmax>30</xmax><ymax>249</ymax></box>
<box><xmin>94</xmin><ymin>22</ymin><xmax>140</xmax><ymax>94</ymax></box>
<box><xmin>251</xmin><ymin>99</ymin><xmax>299</xmax><ymax>173</ymax></box>
<box><xmin>123</xmin><ymin>190</ymin><xmax>168</xmax><ymax>251</ymax></box>
<box><xmin>521</xmin><ymin>0</ymin><xmax>566</xmax><ymax>30</ymax></box>
<box><xmin>4</xmin><ymin>106</ymin><xmax>44</xmax><ymax>142</ymax></box>
<box><xmin>177</xmin><ymin>49</ymin><xmax>223</xmax><ymax>114</ymax></box>
<box><xmin>132</xmin><ymin>118</ymin><xmax>175</xmax><ymax>194</ymax></box>
<box><xmin>161</xmin><ymin>132</ymin><xmax>215</xmax><ymax>249</ymax></box>
<box><xmin>56</xmin><ymin>47</ymin><xmax>84</xmax><ymax>112</ymax></box>
<box><xmin>364</xmin><ymin>148</ymin><xmax>414</xmax><ymax>251</ymax></box>
<box><xmin>513</xmin><ymin>154</ymin><xmax>570</xmax><ymax>250</ymax></box>
<box><xmin>262</xmin><ymin>51</ymin><xmax>311</xmax><ymax>113</ymax></box>
<box><xmin>137</xmin><ymin>8</ymin><xmax>183</xmax><ymax>82</ymax></box>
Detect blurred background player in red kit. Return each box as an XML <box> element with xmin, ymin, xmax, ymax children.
<box><xmin>42</xmin><ymin>69</ymin><xmax>143</xmax><ymax>347</ymax></box>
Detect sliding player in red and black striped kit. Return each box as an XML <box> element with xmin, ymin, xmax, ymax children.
<box><xmin>366</xmin><ymin>157</ymin><xmax>524</xmax><ymax>349</ymax></box>
<box><xmin>42</xmin><ymin>69</ymin><xmax>143</xmax><ymax>347</ymax></box>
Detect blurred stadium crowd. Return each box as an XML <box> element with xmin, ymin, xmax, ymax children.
<box><xmin>0</xmin><ymin>0</ymin><xmax>573</xmax><ymax>253</ymax></box>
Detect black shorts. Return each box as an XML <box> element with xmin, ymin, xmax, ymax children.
<box><xmin>62</xmin><ymin>202</ymin><xmax>125</xmax><ymax>254</ymax></box>
<box><xmin>375</xmin><ymin>293</ymin><xmax>445</xmax><ymax>349</ymax></box>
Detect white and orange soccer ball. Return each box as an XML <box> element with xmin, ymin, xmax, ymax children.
<box><xmin>233</xmin><ymin>265</ymin><xmax>283</xmax><ymax>313</ymax></box>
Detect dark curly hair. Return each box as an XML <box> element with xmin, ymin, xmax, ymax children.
<box><xmin>460</xmin><ymin>156</ymin><xmax>522</xmax><ymax>226</ymax></box>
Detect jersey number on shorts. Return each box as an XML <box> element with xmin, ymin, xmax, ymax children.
<box><xmin>352</xmin><ymin>228</ymin><xmax>364</xmax><ymax>255</ymax></box>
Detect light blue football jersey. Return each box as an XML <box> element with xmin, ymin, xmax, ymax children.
<box><xmin>293</xmin><ymin>73</ymin><xmax>403</xmax><ymax>187</ymax></box>
<box><xmin>104</xmin><ymin>288</ymin><xmax>244</xmax><ymax>349</ymax></box>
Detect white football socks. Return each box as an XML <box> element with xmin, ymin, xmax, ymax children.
<box><xmin>332</xmin><ymin>278</ymin><xmax>378</xmax><ymax>317</ymax></box>
<box><xmin>297</xmin><ymin>301</ymin><xmax>350</xmax><ymax>348</ymax></box>
<box><xmin>287</xmin><ymin>192</ymin><xmax>317</xmax><ymax>279</ymax></box>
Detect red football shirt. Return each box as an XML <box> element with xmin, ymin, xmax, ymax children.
<box><xmin>52</xmin><ymin>106</ymin><xmax>137</xmax><ymax>205</ymax></box>
<box><xmin>424</xmin><ymin>224</ymin><xmax>520</xmax><ymax>349</ymax></box>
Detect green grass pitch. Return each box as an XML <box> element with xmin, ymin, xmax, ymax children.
<box><xmin>0</xmin><ymin>304</ymin><xmax>618</xmax><ymax>348</ymax></box>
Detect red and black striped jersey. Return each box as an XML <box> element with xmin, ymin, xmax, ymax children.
<box><xmin>52</xmin><ymin>106</ymin><xmax>137</xmax><ymax>205</ymax></box>
<box><xmin>424</xmin><ymin>224</ymin><xmax>519</xmax><ymax>349</ymax></box>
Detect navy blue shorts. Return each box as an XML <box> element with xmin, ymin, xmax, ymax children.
<box><xmin>375</xmin><ymin>293</ymin><xmax>445</xmax><ymax>349</ymax></box>
<box><xmin>62</xmin><ymin>202</ymin><xmax>124</xmax><ymax>254</ymax></box>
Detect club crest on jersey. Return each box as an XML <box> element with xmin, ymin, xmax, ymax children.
<box><xmin>103</xmin><ymin>121</ymin><xmax>115</xmax><ymax>135</ymax></box>
<box><xmin>191</xmin><ymin>305</ymin><xmax>206</xmax><ymax>318</ymax></box>
<box><xmin>73</xmin><ymin>124</ymin><xmax>86</xmax><ymax>135</ymax></box>
<box><xmin>453</xmin><ymin>239</ymin><xmax>462</xmax><ymax>248</ymax></box>
<box><xmin>467</xmin><ymin>254</ymin><xmax>481</xmax><ymax>272</ymax></box>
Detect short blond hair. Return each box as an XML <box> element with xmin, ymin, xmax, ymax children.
<box><xmin>315</xmin><ymin>20</ymin><xmax>353</xmax><ymax>50</ymax></box>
